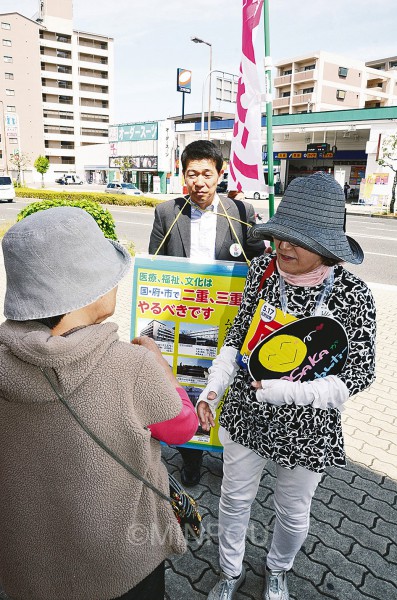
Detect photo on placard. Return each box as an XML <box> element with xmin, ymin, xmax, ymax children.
<box><xmin>137</xmin><ymin>318</ymin><xmax>175</xmax><ymax>354</ymax></box>
<box><xmin>178</xmin><ymin>323</ymin><xmax>219</xmax><ymax>358</ymax></box>
<box><xmin>176</xmin><ymin>356</ymin><xmax>211</xmax><ymax>385</ymax></box>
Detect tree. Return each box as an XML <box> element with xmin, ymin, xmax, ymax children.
<box><xmin>34</xmin><ymin>155</ymin><xmax>50</xmax><ymax>188</ymax></box>
<box><xmin>377</xmin><ymin>133</ymin><xmax>397</xmax><ymax>214</ymax></box>
<box><xmin>113</xmin><ymin>156</ymin><xmax>132</xmax><ymax>182</ymax></box>
<box><xmin>9</xmin><ymin>151</ymin><xmax>31</xmax><ymax>186</ymax></box>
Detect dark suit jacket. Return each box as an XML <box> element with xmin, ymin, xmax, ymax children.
<box><xmin>148</xmin><ymin>196</ymin><xmax>264</xmax><ymax>261</ymax></box>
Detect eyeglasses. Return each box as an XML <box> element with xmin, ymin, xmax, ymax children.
<box><xmin>274</xmin><ymin>238</ymin><xmax>299</xmax><ymax>248</ymax></box>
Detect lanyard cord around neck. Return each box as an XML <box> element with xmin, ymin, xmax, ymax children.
<box><xmin>279</xmin><ymin>267</ymin><xmax>335</xmax><ymax>316</ymax></box>
<box><xmin>152</xmin><ymin>196</ymin><xmax>253</xmax><ymax>266</ymax></box>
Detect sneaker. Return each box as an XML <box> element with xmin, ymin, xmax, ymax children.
<box><xmin>263</xmin><ymin>568</ymin><xmax>290</xmax><ymax>600</ymax></box>
<box><xmin>207</xmin><ymin>566</ymin><xmax>246</xmax><ymax>600</ymax></box>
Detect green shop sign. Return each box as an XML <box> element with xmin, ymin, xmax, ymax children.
<box><xmin>109</xmin><ymin>122</ymin><xmax>158</xmax><ymax>143</ymax></box>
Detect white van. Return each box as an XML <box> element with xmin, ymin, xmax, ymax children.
<box><xmin>0</xmin><ymin>176</ymin><xmax>15</xmax><ymax>203</ymax></box>
<box><xmin>55</xmin><ymin>174</ymin><xmax>84</xmax><ymax>185</ymax></box>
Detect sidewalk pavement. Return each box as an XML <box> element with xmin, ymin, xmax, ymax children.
<box><xmin>0</xmin><ymin>245</ymin><xmax>396</xmax><ymax>599</ymax></box>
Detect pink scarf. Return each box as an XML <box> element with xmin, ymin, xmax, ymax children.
<box><xmin>277</xmin><ymin>261</ymin><xmax>331</xmax><ymax>286</ymax></box>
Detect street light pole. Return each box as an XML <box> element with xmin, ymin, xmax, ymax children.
<box><xmin>191</xmin><ymin>36</ymin><xmax>212</xmax><ymax>140</ymax></box>
<box><xmin>0</xmin><ymin>101</ymin><xmax>9</xmax><ymax>174</ymax></box>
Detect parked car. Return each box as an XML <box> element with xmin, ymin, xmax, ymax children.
<box><xmin>105</xmin><ymin>182</ymin><xmax>143</xmax><ymax>196</ymax></box>
<box><xmin>55</xmin><ymin>175</ymin><xmax>84</xmax><ymax>185</ymax></box>
<box><xmin>216</xmin><ymin>180</ymin><xmax>228</xmax><ymax>193</ymax></box>
<box><xmin>0</xmin><ymin>176</ymin><xmax>16</xmax><ymax>203</ymax></box>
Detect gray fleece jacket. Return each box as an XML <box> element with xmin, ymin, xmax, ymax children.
<box><xmin>0</xmin><ymin>320</ymin><xmax>187</xmax><ymax>600</ymax></box>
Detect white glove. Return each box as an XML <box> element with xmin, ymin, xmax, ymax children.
<box><xmin>255</xmin><ymin>375</ymin><xmax>349</xmax><ymax>410</ymax></box>
<box><xmin>196</xmin><ymin>345</ymin><xmax>239</xmax><ymax>418</ymax></box>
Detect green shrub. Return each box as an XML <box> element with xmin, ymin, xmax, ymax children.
<box><xmin>15</xmin><ymin>187</ymin><xmax>162</xmax><ymax>208</ymax></box>
<box><xmin>17</xmin><ymin>198</ymin><xmax>118</xmax><ymax>240</ymax></box>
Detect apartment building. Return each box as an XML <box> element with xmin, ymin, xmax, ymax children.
<box><xmin>273</xmin><ymin>51</ymin><xmax>397</xmax><ymax>116</ymax></box>
<box><xmin>366</xmin><ymin>56</ymin><xmax>397</xmax><ymax>72</ymax></box>
<box><xmin>0</xmin><ymin>0</ymin><xmax>113</xmax><ymax>182</ymax></box>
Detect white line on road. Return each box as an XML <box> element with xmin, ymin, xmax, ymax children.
<box><xmin>364</xmin><ymin>251</ymin><xmax>397</xmax><ymax>258</ymax></box>
<box><xmin>348</xmin><ymin>232</ymin><xmax>397</xmax><ymax>242</ymax></box>
<box><xmin>115</xmin><ymin>220</ymin><xmax>151</xmax><ymax>226</ymax></box>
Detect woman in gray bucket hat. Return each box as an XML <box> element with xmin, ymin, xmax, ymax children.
<box><xmin>0</xmin><ymin>207</ymin><xmax>198</xmax><ymax>600</ymax></box>
<box><xmin>197</xmin><ymin>173</ymin><xmax>376</xmax><ymax>600</ymax></box>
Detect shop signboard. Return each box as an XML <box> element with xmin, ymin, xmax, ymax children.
<box><xmin>109</xmin><ymin>155</ymin><xmax>158</xmax><ymax>170</ymax></box>
<box><xmin>263</xmin><ymin>150</ymin><xmax>334</xmax><ymax>161</ymax></box>
<box><xmin>177</xmin><ymin>68</ymin><xmax>192</xmax><ymax>93</ymax></box>
<box><xmin>108</xmin><ymin>122</ymin><xmax>158</xmax><ymax>143</ymax></box>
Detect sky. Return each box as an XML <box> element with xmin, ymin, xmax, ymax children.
<box><xmin>3</xmin><ymin>0</ymin><xmax>397</xmax><ymax>125</ymax></box>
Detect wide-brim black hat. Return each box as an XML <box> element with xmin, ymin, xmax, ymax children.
<box><xmin>250</xmin><ymin>172</ymin><xmax>363</xmax><ymax>264</ymax></box>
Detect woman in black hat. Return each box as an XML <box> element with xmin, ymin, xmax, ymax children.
<box><xmin>197</xmin><ymin>172</ymin><xmax>376</xmax><ymax>600</ymax></box>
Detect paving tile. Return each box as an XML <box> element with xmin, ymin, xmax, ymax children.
<box><xmin>338</xmin><ymin>517</ymin><xmax>391</xmax><ymax>555</ymax></box>
<box><xmin>309</xmin><ymin>546</ymin><xmax>367</xmax><ymax>587</ymax></box>
<box><xmin>358</xmin><ymin>572</ymin><xmax>397</xmax><ymax>600</ymax></box>
<box><xmin>327</xmin><ymin>495</ymin><xmax>377</xmax><ymax>528</ymax></box>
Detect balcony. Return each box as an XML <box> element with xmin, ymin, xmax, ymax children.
<box><xmin>39</xmin><ymin>39</ymin><xmax>73</xmax><ymax>53</ymax></box>
<box><xmin>273</xmin><ymin>97</ymin><xmax>290</xmax><ymax>108</ymax></box>
<box><xmin>292</xmin><ymin>92</ymin><xmax>314</xmax><ymax>106</ymax></box>
<box><xmin>45</xmin><ymin>147</ymin><xmax>75</xmax><ymax>157</ymax></box>
<box><xmin>78</xmin><ymin>74</ymin><xmax>109</xmax><ymax>87</ymax></box>
<box><xmin>274</xmin><ymin>74</ymin><xmax>292</xmax><ymax>87</ymax></box>
<box><xmin>40</xmin><ymin>54</ymin><xmax>73</xmax><ymax>67</ymax></box>
<box><xmin>294</xmin><ymin>69</ymin><xmax>318</xmax><ymax>83</ymax></box>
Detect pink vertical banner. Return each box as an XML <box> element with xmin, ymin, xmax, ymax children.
<box><xmin>229</xmin><ymin>0</ymin><xmax>266</xmax><ymax>193</ymax></box>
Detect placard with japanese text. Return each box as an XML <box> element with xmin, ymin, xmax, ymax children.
<box><xmin>131</xmin><ymin>255</ymin><xmax>249</xmax><ymax>451</ymax></box>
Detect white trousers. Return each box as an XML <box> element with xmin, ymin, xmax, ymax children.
<box><xmin>217</xmin><ymin>427</ymin><xmax>322</xmax><ymax>576</ymax></box>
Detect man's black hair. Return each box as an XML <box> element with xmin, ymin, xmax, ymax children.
<box><xmin>181</xmin><ymin>140</ymin><xmax>224</xmax><ymax>173</ymax></box>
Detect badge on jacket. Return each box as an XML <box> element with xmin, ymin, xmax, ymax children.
<box><xmin>229</xmin><ymin>243</ymin><xmax>242</xmax><ymax>257</ymax></box>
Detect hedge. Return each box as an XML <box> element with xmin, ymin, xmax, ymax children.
<box><xmin>17</xmin><ymin>198</ymin><xmax>118</xmax><ymax>240</ymax></box>
<box><xmin>15</xmin><ymin>187</ymin><xmax>162</xmax><ymax>208</ymax></box>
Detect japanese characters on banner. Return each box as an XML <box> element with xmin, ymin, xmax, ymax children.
<box><xmin>229</xmin><ymin>0</ymin><xmax>266</xmax><ymax>193</ymax></box>
<box><xmin>131</xmin><ymin>256</ymin><xmax>249</xmax><ymax>451</ymax></box>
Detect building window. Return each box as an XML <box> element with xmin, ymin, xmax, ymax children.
<box><xmin>282</xmin><ymin>69</ymin><xmax>292</xmax><ymax>75</ymax></box>
<box><xmin>3</xmin><ymin>55</ymin><xmax>12</xmax><ymax>62</ymax></box>
<box><xmin>5</xmin><ymin>72</ymin><xmax>13</xmax><ymax>79</ymax></box>
<box><xmin>336</xmin><ymin>89</ymin><xmax>346</xmax><ymax>100</ymax></box>
<box><xmin>61</xmin><ymin>156</ymin><xmax>75</xmax><ymax>164</ymax></box>
<box><xmin>59</xmin><ymin>95</ymin><xmax>72</xmax><ymax>104</ymax></box>
<box><xmin>302</xmin><ymin>87</ymin><xmax>314</xmax><ymax>94</ymax></box>
<box><xmin>6</xmin><ymin>105</ymin><xmax>16</xmax><ymax>111</ymax></box>
<box><xmin>390</xmin><ymin>61</ymin><xmax>397</xmax><ymax>68</ymax></box>
<box><xmin>5</xmin><ymin>88</ymin><xmax>14</xmax><ymax>95</ymax></box>
<box><xmin>9</xmin><ymin>137</ymin><xmax>18</xmax><ymax>144</ymax></box>
<box><xmin>56</xmin><ymin>34</ymin><xmax>71</xmax><ymax>43</ymax></box>
<box><xmin>0</xmin><ymin>150</ymin><xmax>2</xmax><ymax>159</ymax></box>
<box><xmin>58</xmin><ymin>80</ymin><xmax>72</xmax><ymax>89</ymax></box>
<box><xmin>57</xmin><ymin>50</ymin><xmax>71</xmax><ymax>59</ymax></box>
<box><xmin>304</xmin><ymin>64</ymin><xmax>315</xmax><ymax>71</ymax></box>
<box><xmin>338</xmin><ymin>67</ymin><xmax>348</xmax><ymax>78</ymax></box>
<box><xmin>281</xmin><ymin>91</ymin><xmax>291</xmax><ymax>97</ymax></box>
<box><xmin>1</xmin><ymin>22</ymin><xmax>11</xmax><ymax>30</ymax></box>
<box><xmin>2</xmin><ymin>39</ymin><xmax>11</xmax><ymax>46</ymax></box>
<box><xmin>58</xmin><ymin>65</ymin><xmax>72</xmax><ymax>74</ymax></box>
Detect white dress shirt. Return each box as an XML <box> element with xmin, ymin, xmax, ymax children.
<box><xmin>190</xmin><ymin>195</ymin><xmax>219</xmax><ymax>260</ymax></box>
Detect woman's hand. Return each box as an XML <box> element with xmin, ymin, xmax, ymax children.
<box><xmin>197</xmin><ymin>392</ymin><xmax>217</xmax><ymax>431</ymax></box>
<box><xmin>131</xmin><ymin>335</ymin><xmax>162</xmax><ymax>357</ymax></box>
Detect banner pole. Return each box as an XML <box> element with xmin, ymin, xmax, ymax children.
<box><xmin>264</xmin><ymin>0</ymin><xmax>275</xmax><ymax>218</ymax></box>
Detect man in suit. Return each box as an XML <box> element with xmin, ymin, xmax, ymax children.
<box><xmin>148</xmin><ymin>140</ymin><xmax>265</xmax><ymax>485</ymax></box>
